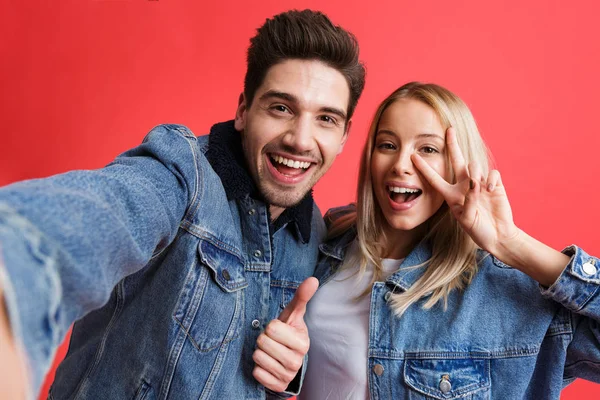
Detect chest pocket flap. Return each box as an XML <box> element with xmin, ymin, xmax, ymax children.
<box><xmin>404</xmin><ymin>357</ymin><xmax>490</xmax><ymax>399</ymax></box>
<box><xmin>198</xmin><ymin>239</ymin><xmax>247</xmax><ymax>292</ymax></box>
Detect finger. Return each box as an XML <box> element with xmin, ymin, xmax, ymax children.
<box><xmin>467</xmin><ymin>161</ymin><xmax>482</xmax><ymax>184</ymax></box>
<box><xmin>262</xmin><ymin>319</ymin><xmax>309</xmax><ymax>354</ymax></box>
<box><xmin>252</xmin><ymin>365</ymin><xmax>289</xmax><ymax>393</ymax></box>
<box><xmin>411</xmin><ymin>154</ymin><xmax>452</xmax><ymax>197</ymax></box>
<box><xmin>446</xmin><ymin>127</ymin><xmax>468</xmax><ymax>181</ymax></box>
<box><xmin>252</xmin><ymin>348</ymin><xmax>297</xmax><ymax>385</ymax></box>
<box><xmin>463</xmin><ymin>175</ymin><xmax>480</xmax><ymax>224</ymax></box>
<box><xmin>278</xmin><ymin>277</ymin><xmax>318</xmax><ymax>324</ymax></box>
<box><xmin>256</xmin><ymin>329</ymin><xmax>302</xmax><ymax>371</ymax></box>
<box><xmin>486</xmin><ymin>170</ymin><xmax>501</xmax><ymax>192</ymax></box>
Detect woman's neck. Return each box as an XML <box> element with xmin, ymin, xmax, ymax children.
<box><xmin>381</xmin><ymin>224</ymin><xmax>426</xmax><ymax>260</ymax></box>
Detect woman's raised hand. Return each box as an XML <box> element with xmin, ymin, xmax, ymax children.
<box><xmin>411</xmin><ymin>127</ymin><xmax>519</xmax><ymax>255</ymax></box>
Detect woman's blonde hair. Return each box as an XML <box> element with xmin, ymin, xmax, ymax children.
<box><xmin>329</xmin><ymin>82</ymin><xmax>491</xmax><ymax>316</ymax></box>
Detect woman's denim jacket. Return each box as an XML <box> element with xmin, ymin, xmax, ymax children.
<box><xmin>0</xmin><ymin>122</ymin><xmax>325</xmax><ymax>399</ymax></box>
<box><xmin>313</xmin><ymin>206</ymin><xmax>600</xmax><ymax>399</ymax></box>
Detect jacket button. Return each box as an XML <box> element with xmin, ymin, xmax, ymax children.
<box><xmin>384</xmin><ymin>292</ymin><xmax>391</xmax><ymax>302</ymax></box>
<box><xmin>254</xmin><ymin>250</ymin><xmax>262</xmax><ymax>257</ymax></box>
<box><xmin>221</xmin><ymin>269</ymin><xmax>231</xmax><ymax>280</ymax></box>
<box><xmin>248</xmin><ymin>209</ymin><xmax>256</xmax><ymax>215</ymax></box>
<box><xmin>372</xmin><ymin>364</ymin><xmax>384</xmax><ymax>376</ymax></box>
<box><xmin>439</xmin><ymin>375</ymin><xmax>451</xmax><ymax>394</ymax></box>
<box><xmin>582</xmin><ymin>260</ymin><xmax>597</xmax><ymax>276</ymax></box>
<box><xmin>251</xmin><ymin>319</ymin><xmax>260</xmax><ymax>329</ymax></box>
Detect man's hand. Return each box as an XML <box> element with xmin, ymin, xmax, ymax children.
<box><xmin>252</xmin><ymin>277</ymin><xmax>318</xmax><ymax>393</ymax></box>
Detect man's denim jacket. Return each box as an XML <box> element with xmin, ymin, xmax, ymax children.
<box><xmin>0</xmin><ymin>122</ymin><xmax>325</xmax><ymax>399</ymax></box>
<box><xmin>313</xmin><ymin>205</ymin><xmax>600</xmax><ymax>399</ymax></box>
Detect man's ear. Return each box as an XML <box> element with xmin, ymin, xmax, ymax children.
<box><xmin>338</xmin><ymin>119</ymin><xmax>352</xmax><ymax>155</ymax></box>
<box><xmin>234</xmin><ymin>92</ymin><xmax>247</xmax><ymax>131</ymax></box>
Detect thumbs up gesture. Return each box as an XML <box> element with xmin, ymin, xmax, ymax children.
<box><xmin>252</xmin><ymin>277</ymin><xmax>318</xmax><ymax>393</ymax></box>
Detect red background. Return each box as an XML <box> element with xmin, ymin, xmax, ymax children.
<box><xmin>1</xmin><ymin>1</ymin><xmax>599</xmax><ymax>398</ymax></box>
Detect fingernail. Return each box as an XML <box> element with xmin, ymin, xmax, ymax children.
<box><xmin>487</xmin><ymin>183</ymin><xmax>493</xmax><ymax>191</ymax></box>
<box><xmin>469</xmin><ymin>179</ymin><xmax>474</xmax><ymax>190</ymax></box>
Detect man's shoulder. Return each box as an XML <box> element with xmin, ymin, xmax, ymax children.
<box><xmin>143</xmin><ymin>124</ymin><xmax>210</xmax><ymax>152</ymax></box>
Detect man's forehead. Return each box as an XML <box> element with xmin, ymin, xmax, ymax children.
<box><xmin>257</xmin><ymin>59</ymin><xmax>350</xmax><ymax>112</ymax></box>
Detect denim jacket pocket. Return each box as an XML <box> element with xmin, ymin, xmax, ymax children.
<box><xmin>404</xmin><ymin>357</ymin><xmax>491</xmax><ymax>399</ymax></box>
<box><xmin>172</xmin><ymin>239</ymin><xmax>246</xmax><ymax>352</ymax></box>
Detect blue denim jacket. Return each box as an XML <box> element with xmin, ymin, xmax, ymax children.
<box><xmin>0</xmin><ymin>122</ymin><xmax>326</xmax><ymax>399</ymax></box>
<box><xmin>312</xmin><ymin>206</ymin><xmax>600</xmax><ymax>399</ymax></box>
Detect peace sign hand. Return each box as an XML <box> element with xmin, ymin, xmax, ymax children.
<box><xmin>411</xmin><ymin>127</ymin><xmax>519</xmax><ymax>255</ymax></box>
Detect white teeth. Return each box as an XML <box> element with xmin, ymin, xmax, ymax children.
<box><xmin>272</xmin><ymin>155</ymin><xmax>311</xmax><ymax>169</ymax></box>
<box><xmin>388</xmin><ymin>186</ymin><xmax>420</xmax><ymax>194</ymax></box>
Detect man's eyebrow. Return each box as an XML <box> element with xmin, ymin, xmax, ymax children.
<box><xmin>258</xmin><ymin>90</ymin><xmax>297</xmax><ymax>103</ymax></box>
<box><xmin>258</xmin><ymin>90</ymin><xmax>347</xmax><ymax>121</ymax></box>
<box><xmin>322</xmin><ymin>107</ymin><xmax>347</xmax><ymax>121</ymax></box>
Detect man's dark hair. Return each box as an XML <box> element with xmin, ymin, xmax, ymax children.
<box><xmin>245</xmin><ymin>9</ymin><xmax>366</xmax><ymax>121</ymax></box>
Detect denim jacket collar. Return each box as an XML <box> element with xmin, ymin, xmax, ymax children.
<box><xmin>205</xmin><ymin>120</ymin><xmax>314</xmax><ymax>243</ymax></box>
<box><xmin>384</xmin><ymin>241</ymin><xmax>431</xmax><ymax>292</ymax></box>
<box><xmin>319</xmin><ymin>226</ymin><xmax>432</xmax><ymax>292</ymax></box>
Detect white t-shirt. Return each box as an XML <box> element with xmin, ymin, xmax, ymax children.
<box><xmin>300</xmin><ymin>241</ymin><xmax>403</xmax><ymax>400</ymax></box>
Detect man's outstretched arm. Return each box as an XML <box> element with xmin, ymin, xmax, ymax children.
<box><xmin>0</xmin><ymin>124</ymin><xmax>200</xmax><ymax>397</ymax></box>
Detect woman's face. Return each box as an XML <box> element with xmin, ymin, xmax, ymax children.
<box><xmin>371</xmin><ymin>99</ymin><xmax>450</xmax><ymax>243</ymax></box>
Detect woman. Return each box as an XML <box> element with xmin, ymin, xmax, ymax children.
<box><xmin>300</xmin><ymin>82</ymin><xmax>600</xmax><ymax>399</ymax></box>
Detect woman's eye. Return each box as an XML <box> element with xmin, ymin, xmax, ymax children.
<box><xmin>377</xmin><ymin>143</ymin><xmax>396</xmax><ymax>150</ymax></box>
<box><xmin>421</xmin><ymin>146</ymin><xmax>438</xmax><ymax>154</ymax></box>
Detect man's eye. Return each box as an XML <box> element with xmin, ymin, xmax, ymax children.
<box><xmin>319</xmin><ymin>115</ymin><xmax>336</xmax><ymax>125</ymax></box>
<box><xmin>273</xmin><ymin>105</ymin><xmax>290</xmax><ymax>113</ymax></box>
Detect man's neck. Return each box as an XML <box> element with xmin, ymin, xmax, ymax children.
<box><xmin>269</xmin><ymin>205</ymin><xmax>285</xmax><ymax>222</ymax></box>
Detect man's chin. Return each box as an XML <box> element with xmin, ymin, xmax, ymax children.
<box><xmin>260</xmin><ymin>184</ymin><xmax>311</xmax><ymax>209</ymax></box>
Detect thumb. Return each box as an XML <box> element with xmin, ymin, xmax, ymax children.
<box><xmin>278</xmin><ymin>277</ymin><xmax>319</xmax><ymax>324</ymax></box>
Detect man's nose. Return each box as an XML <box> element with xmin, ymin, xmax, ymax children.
<box><xmin>281</xmin><ymin>116</ymin><xmax>315</xmax><ymax>153</ymax></box>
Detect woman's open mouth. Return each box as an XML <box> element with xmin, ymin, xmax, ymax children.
<box><xmin>387</xmin><ymin>186</ymin><xmax>422</xmax><ymax>204</ymax></box>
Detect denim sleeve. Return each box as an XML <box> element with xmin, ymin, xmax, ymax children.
<box><xmin>0</xmin><ymin>124</ymin><xmax>199</xmax><ymax>395</ymax></box>
<box><xmin>540</xmin><ymin>245</ymin><xmax>600</xmax><ymax>381</ymax></box>
<box><xmin>265</xmin><ymin>354</ymin><xmax>307</xmax><ymax>399</ymax></box>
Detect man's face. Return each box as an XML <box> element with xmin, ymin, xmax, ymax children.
<box><xmin>235</xmin><ymin>59</ymin><xmax>351</xmax><ymax>218</ymax></box>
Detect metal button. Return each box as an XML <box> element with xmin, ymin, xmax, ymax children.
<box><xmin>221</xmin><ymin>269</ymin><xmax>231</xmax><ymax>280</ymax></box>
<box><xmin>372</xmin><ymin>364</ymin><xmax>384</xmax><ymax>376</ymax></box>
<box><xmin>439</xmin><ymin>375</ymin><xmax>451</xmax><ymax>394</ymax></box>
<box><xmin>384</xmin><ymin>292</ymin><xmax>392</xmax><ymax>302</ymax></box>
<box><xmin>583</xmin><ymin>260</ymin><xmax>597</xmax><ymax>276</ymax></box>
<box><xmin>251</xmin><ymin>319</ymin><xmax>260</xmax><ymax>329</ymax></box>
<box><xmin>248</xmin><ymin>209</ymin><xmax>256</xmax><ymax>215</ymax></box>
<box><xmin>254</xmin><ymin>250</ymin><xmax>262</xmax><ymax>257</ymax></box>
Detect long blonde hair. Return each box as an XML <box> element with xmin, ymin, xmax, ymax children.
<box><xmin>329</xmin><ymin>82</ymin><xmax>491</xmax><ymax>316</ymax></box>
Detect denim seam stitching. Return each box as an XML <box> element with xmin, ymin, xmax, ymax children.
<box><xmin>182</xmin><ymin>134</ymin><xmax>202</xmax><ymax>224</ymax></box>
<box><xmin>180</xmin><ymin>221</ymin><xmax>241</xmax><ymax>259</ymax></box>
<box><xmin>199</xmin><ymin>287</ymin><xmax>244</xmax><ymax>400</ymax></box>
<box><xmin>70</xmin><ymin>280</ymin><xmax>125</xmax><ymax>399</ymax></box>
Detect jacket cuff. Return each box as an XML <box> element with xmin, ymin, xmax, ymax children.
<box><xmin>265</xmin><ymin>353</ymin><xmax>307</xmax><ymax>398</ymax></box>
<box><xmin>284</xmin><ymin>353</ymin><xmax>307</xmax><ymax>396</ymax></box>
<box><xmin>0</xmin><ymin>203</ymin><xmax>64</xmax><ymax>397</ymax></box>
<box><xmin>540</xmin><ymin>245</ymin><xmax>600</xmax><ymax>315</ymax></box>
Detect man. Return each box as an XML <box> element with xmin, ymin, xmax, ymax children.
<box><xmin>0</xmin><ymin>9</ymin><xmax>365</xmax><ymax>399</ymax></box>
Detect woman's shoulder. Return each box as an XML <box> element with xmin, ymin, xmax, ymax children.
<box><xmin>324</xmin><ymin>203</ymin><xmax>356</xmax><ymax>227</ymax></box>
